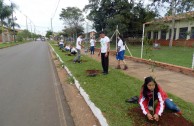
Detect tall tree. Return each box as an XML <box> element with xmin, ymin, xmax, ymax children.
<box><xmin>0</xmin><ymin>0</ymin><xmax>12</xmax><ymax>42</ymax></box>
<box><xmin>84</xmin><ymin>0</ymin><xmax>156</xmax><ymax>37</ymax></box>
<box><xmin>59</xmin><ymin>7</ymin><xmax>85</xmax><ymax>37</ymax></box>
<box><xmin>46</xmin><ymin>30</ymin><xmax>53</xmax><ymax>39</ymax></box>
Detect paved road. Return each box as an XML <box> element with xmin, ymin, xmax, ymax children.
<box><xmin>0</xmin><ymin>41</ymin><xmax>74</xmax><ymax>126</ymax></box>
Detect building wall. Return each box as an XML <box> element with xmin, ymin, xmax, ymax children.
<box><xmin>145</xmin><ymin>19</ymin><xmax>194</xmax><ymax>47</ymax></box>
<box><xmin>0</xmin><ymin>31</ymin><xmax>14</xmax><ymax>43</ymax></box>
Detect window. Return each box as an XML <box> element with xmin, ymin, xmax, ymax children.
<box><xmin>153</xmin><ymin>31</ymin><xmax>158</xmax><ymax>39</ymax></box>
<box><xmin>147</xmin><ymin>32</ymin><xmax>151</xmax><ymax>39</ymax></box>
<box><xmin>161</xmin><ymin>30</ymin><xmax>167</xmax><ymax>39</ymax></box>
<box><xmin>190</xmin><ymin>27</ymin><xmax>194</xmax><ymax>39</ymax></box>
<box><xmin>169</xmin><ymin>28</ymin><xmax>176</xmax><ymax>40</ymax></box>
<box><xmin>179</xmin><ymin>27</ymin><xmax>188</xmax><ymax>39</ymax></box>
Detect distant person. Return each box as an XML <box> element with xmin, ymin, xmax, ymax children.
<box><xmin>98</xmin><ymin>31</ymin><xmax>110</xmax><ymax>75</ymax></box>
<box><xmin>90</xmin><ymin>37</ymin><xmax>96</xmax><ymax>55</ymax></box>
<box><xmin>139</xmin><ymin>76</ymin><xmax>182</xmax><ymax>122</ymax></box>
<box><xmin>70</xmin><ymin>46</ymin><xmax>77</xmax><ymax>55</ymax></box>
<box><xmin>73</xmin><ymin>34</ymin><xmax>84</xmax><ymax>63</ymax></box>
<box><xmin>65</xmin><ymin>45</ymin><xmax>70</xmax><ymax>51</ymax></box>
<box><xmin>115</xmin><ymin>35</ymin><xmax>128</xmax><ymax>70</ymax></box>
<box><xmin>59</xmin><ymin>39</ymin><xmax>64</xmax><ymax>50</ymax></box>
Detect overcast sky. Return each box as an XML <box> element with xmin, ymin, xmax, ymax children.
<box><xmin>4</xmin><ymin>0</ymin><xmax>151</xmax><ymax>36</ymax></box>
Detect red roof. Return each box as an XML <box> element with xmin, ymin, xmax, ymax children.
<box><xmin>144</xmin><ymin>11</ymin><xmax>194</xmax><ymax>25</ymax></box>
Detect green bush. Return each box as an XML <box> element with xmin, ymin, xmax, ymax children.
<box><xmin>16</xmin><ymin>35</ymin><xmax>23</xmax><ymax>42</ymax></box>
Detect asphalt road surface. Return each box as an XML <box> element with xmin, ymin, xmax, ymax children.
<box><xmin>0</xmin><ymin>41</ymin><xmax>74</xmax><ymax>126</ymax></box>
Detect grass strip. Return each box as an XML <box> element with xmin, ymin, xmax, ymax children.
<box><xmin>0</xmin><ymin>41</ymin><xmax>29</xmax><ymax>48</ymax></box>
<box><xmin>50</xmin><ymin>42</ymin><xmax>194</xmax><ymax>126</ymax></box>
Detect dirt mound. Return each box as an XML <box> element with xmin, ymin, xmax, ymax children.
<box><xmin>86</xmin><ymin>70</ymin><xmax>101</xmax><ymax>77</ymax></box>
<box><xmin>128</xmin><ymin>107</ymin><xmax>194</xmax><ymax>126</ymax></box>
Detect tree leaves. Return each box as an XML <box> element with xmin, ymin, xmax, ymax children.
<box><xmin>84</xmin><ymin>0</ymin><xmax>156</xmax><ymax>37</ymax></box>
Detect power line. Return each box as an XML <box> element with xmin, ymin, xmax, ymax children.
<box><xmin>52</xmin><ymin>0</ymin><xmax>61</xmax><ymax>19</ymax></box>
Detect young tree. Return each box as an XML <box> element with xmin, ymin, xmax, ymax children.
<box><xmin>46</xmin><ymin>30</ymin><xmax>53</xmax><ymax>39</ymax></box>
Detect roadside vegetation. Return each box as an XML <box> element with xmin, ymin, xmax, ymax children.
<box><xmin>0</xmin><ymin>41</ymin><xmax>30</xmax><ymax>48</ymax></box>
<box><xmin>50</xmin><ymin>41</ymin><xmax>194</xmax><ymax>126</ymax></box>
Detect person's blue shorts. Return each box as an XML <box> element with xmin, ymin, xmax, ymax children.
<box><xmin>116</xmin><ymin>50</ymin><xmax>125</xmax><ymax>60</ymax></box>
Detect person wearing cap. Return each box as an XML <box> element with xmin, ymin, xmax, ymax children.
<box><xmin>73</xmin><ymin>34</ymin><xmax>84</xmax><ymax>63</ymax></box>
<box><xmin>98</xmin><ymin>31</ymin><xmax>110</xmax><ymax>75</ymax></box>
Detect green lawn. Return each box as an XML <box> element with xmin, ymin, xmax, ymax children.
<box><xmin>96</xmin><ymin>42</ymin><xmax>194</xmax><ymax>68</ymax></box>
<box><xmin>50</xmin><ymin>41</ymin><xmax>194</xmax><ymax>126</ymax></box>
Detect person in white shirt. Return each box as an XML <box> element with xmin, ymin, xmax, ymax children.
<box><xmin>70</xmin><ymin>46</ymin><xmax>77</xmax><ymax>55</ymax></box>
<box><xmin>65</xmin><ymin>45</ymin><xmax>70</xmax><ymax>51</ymax></box>
<box><xmin>59</xmin><ymin>39</ymin><xmax>64</xmax><ymax>50</ymax></box>
<box><xmin>90</xmin><ymin>37</ymin><xmax>96</xmax><ymax>55</ymax></box>
<box><xmin>115</xmin><ymin>35</ymin><xmax>128</xmax><ymax>70</ymax></box>
<box><xmin>73</xmin><ymin>34</ymin><xmax>84</xmax><ymax>63</ymax></box>
<box><xmin>98</xmin><ymin>31</ymin><xmax>110</xmax><ymax>75</ymax></box>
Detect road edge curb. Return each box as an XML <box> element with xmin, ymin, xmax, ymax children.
<box><xmin>49</xmin><ymin>44</ymin><xmax>109</xmax><ymax>126</ymax></box>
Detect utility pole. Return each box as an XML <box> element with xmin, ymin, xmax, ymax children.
<box><xmin>25</xmin><ymin>15</ymin><xmax>28</xmax><ymax>30</ymax></box>
<box><xmin>11</xmin><ymin>3</ymin><xmax>16</xmax><ymax>42</ymax></box>
<box><xmin>51</xmin><ymin>18</ymin><xmax>53</xmax><ymax>32</ymax></box>
<box><xmin>51</xmin><ymin>18</ymin><xmax>53</xmax><ymax>40</ymax></box>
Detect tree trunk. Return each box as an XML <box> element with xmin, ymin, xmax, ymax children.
<box><xmin>169</xmin><ymin>0</ymin><xmax>175</xmax><ymax>47</ymax></box>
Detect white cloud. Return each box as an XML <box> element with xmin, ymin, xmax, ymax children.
<box><xmin>4</xmin><ymin>0</ymin><xmax>152</xmax><ymax>35</ymax></box>
<box><xmin>4</xmin><ymin>0</ymin><xmax>89</xmax><ymax>35</ymax></box>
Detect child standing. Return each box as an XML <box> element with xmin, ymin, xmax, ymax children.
<box><xmin>90</xmin><ymin>37</ymin><xmax>96</xmax><ymax>55</ymax></box>
<box><xmin>115</xmin><ymin>35</ymin><xmax>128</xmax><ymax>70</ymax></box>
<box><xmin>73</xmin><ymin>34</ymin><xmax>84</xmax><ymax>63</ymax></box>
<box><xmin>139</xmin><ymin>76</ymin><xmax>181</xmax><ymax>121</ymax></box>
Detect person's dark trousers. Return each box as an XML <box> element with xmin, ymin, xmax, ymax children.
<box><xmin>90</xmin><ymin>46</ymin><xmax>95</xmax><ymax>54</ymax></box>
<box><xmin>101</xmin><ymin>52</ymin><xmax>109</xmax><ymax>73</ymax></box>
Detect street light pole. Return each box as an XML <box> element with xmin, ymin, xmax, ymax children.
<box><xmin>11</xmin><ymin>3</ymin><xmax>16</xmax><ymax>42</ymax></box>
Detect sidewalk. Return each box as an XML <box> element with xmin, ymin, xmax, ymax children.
<box><xmin>87</xmin><ymin>51</ymin><xmax>194</xmax><ymax>104</ymax></box>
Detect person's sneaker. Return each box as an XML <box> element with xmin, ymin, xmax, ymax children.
<box><xmin>77</xmin><ymin>61</ymin><xmax>82</xmax><ymax>63</ymax></box>
<box><xmin>123</xmin><ymin>65</ymin><xmax>128</xmax><ymax>70</ymax></box>
<box><xmin>115</xmin><ymin>65</ymin><xmax>121</xmax><ymax>69</ymax></box>
<box><xmin>148</xmin><ymin>106</ymin><xmax>153</xmax><ymax>111</ymax></box>
<box><xmin>103</xmin><ymin>72</ymin><xmax>108</xmax><ymax>75</ymax></box>
<box><xmin>174</xmin><ymin>111</ymin><xmax>182</xmax><ymax>116</ymax></box>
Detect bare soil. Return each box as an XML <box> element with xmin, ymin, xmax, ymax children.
<box><xmin>51</xmin><ymin>50</ymin><xmax>100</xmax><ymax>126</ymax></box>
<box><xmin>128</xmin><ymin>107</ymin><xmax>194</xmax><ymax>126</ymax></box>
<box><xmin>86</xmin><ymin>70</ymin><xmax>101</xmax><ymax>77</ymax></box>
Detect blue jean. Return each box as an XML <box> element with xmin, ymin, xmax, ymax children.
<box><xmin>165</xmin><ymin>98</ymin><xmax>180</xmax><ymax>112</ymax></box>
<box><xmin>148</xmin><ymin>98</ymin><xmax>180</xmax><ymax>112</ymax></box>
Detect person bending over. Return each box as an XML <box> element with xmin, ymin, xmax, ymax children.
<box><xmin>139</xmin><ymin>76</ymin><xmax>181</xmax><ymax>121</ymax></box>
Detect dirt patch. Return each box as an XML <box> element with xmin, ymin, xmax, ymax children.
<box><xmin>67</xmin><ymin>59</ymin><xmax>88</xmax><ymax>62</ymax></box>
<box><xmin>86</xmin><ymin>70</ymin><xmax>101</xmax><ymax>77</ymax></box>
<box><xmin>128</xmin><ymin>107</ymin><xmax>194</xmax><ymax>126</ymax></box>
<box><xmin>65</xmin><ymin>54</ymin><xmax>73</xmax><ymax>56</ymax></box>
<box><xmin>50</xmin><ymin>50</ymin><xmax>100</xmax><ymax>126</ymax></box>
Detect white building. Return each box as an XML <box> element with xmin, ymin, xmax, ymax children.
<box><xmin>144</xmin><ymin>11</ymin><xmax>194</xmax><ymax>47</ymax></box>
